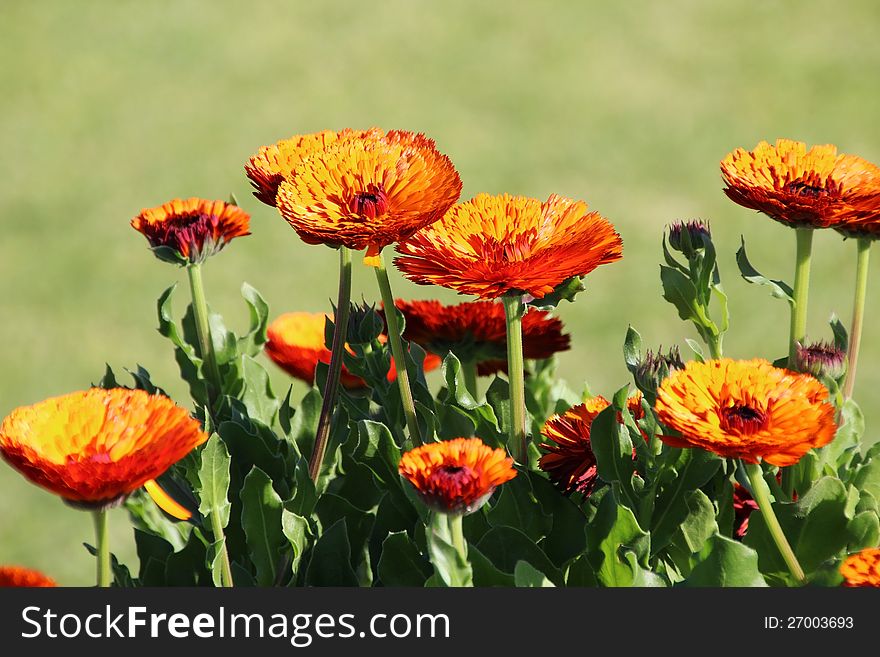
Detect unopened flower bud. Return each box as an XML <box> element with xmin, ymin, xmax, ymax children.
<box><xmin>667</xmin><ymin>220</ymin><xmax>711</xmax><ymax>257</ymax></box>
<box><xmin>794</xmin><ymin>341</ymin><xmax>846</xmax><ymax>380</ymax></box>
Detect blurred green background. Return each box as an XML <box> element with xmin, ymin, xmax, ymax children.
<box><xmin>2</xmin><ymin>0</ymin><xmax>879</xmax><ymax>585</ymax></box>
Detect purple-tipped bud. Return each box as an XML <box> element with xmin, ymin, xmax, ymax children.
<box><xmin>667</xmin><ymin>220</ymin><xmax>712</xmax><ymax>256</ymax></box>
<box><xmin>635</xmin><ymin>345</ymin><xmax>685</xmax><ymax>398</ymax></box>
<box><xmin>795</xmin><ymin>340</ymin><xmax>846</xmax><ymax>380</ymax></box>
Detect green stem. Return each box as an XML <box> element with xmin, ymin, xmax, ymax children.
<box><xmin>374</xmin><ymin>252</ymin><xmax>421</xmax><ymax>446</ymax></box>
<box><xmin>92</xmin><ymin>510</ymin><xmax>110</xmax><ymax>588</ymax></box>
<box><xmin>309</xmin><ymin>246</ymin><xmax>353</xmax><ymax>482</ymax></box>
<box><xmin>187</xmin><ymin>263</ymin><xmax>223</xmax><ymax>403</ymax></box>
<box><xmin>707</xmin><ymin>334</ymin><xmax>723</xmax><ymax>360</ymax></box>
<box><xmin>843</xmin><ymin>238</ymin><xmax>871</xmax><ymax>400</ymax></box>
<box><xmin>788</xmin><ymin>228</ymin><xmax>814</xmax><ymax>366</ymax></box>
<box><xmin>461</xmin><ymin>359</ymin><xmax>479</xmax><ymax>399</ymax></box>
<box><xmin>744</xmin><ymin>461</ymin><xmax>806</xmax><ymax>585</ymax></box>
<box><xmin>210</xmin><ymin>510</ymin><xmax>234</xmax><ymax>588</ymax></box>
<box><xmin>502</xmin><ymin>295</ymin><xmax>528</xmax><ymax>463</ymax></box>
<box><xmin>449</xmin><ymin>513</ymin><xmax>466</xmax><ymax>558</ymax></box>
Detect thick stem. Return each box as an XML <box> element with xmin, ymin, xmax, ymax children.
<box><xmin>92</xmin><ymin>510</ymin><xmax>111</xmax><ymax>588</ymax></box>
<box><xmin>743</xmin><ymin>461</ymin><xmax>806</xmax><ymax>585</ymax></box>
<box><xmin>374</xmin><ymin>252</ymin><xmax>422</xmax><ymax>445</ymax></box>
<box><xmin>843</xmin><ymin>238</ymin><xmax>871</xmax><ymax>400</ymax></box>
<box><xmin>461</xmin><ymin>359</ymin><xmax>479</xmax><ymax>399</ymax></box>
<box><xmin>309</xmin><ymin>247</ymin><xmax>353</xmax><ymax>482</ymax></box>
<box><xmin>788</xmin><ymin>228</ymin><xmax>814</xmax><ymax>366</ymax></box>
<box><xmin>449</xmin><ymin>513</ymin><xmax>467</xmax><ymax>558</ymax></box>
<box><xmin>502</xmin><ymin>295</ymin><xmax>528</xmax><ymax>463</ymax></box>
<box><xmin>187</xmin><ymin>263</ymin><xmax>223</xmax><ymax>403</ymax></box>
<box><xmin>210</xmin><ymin>510</ymin><xmax>235</xmax><ymax>588</ymax></box>
<box><xmin>707</xmin><ymin>334</ymin><xmax>723</xmax><ymax>360</ymax></box>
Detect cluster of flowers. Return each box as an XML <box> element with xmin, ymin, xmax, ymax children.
<box><xmin>1</xmin><ymin>132</ymin><xmax>879</xmax><ymax>587</ymax></box>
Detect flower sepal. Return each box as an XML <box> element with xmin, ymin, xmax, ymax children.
<box><xmin>525</xmin><ymin>276</ymin><xmax>586</xmax><ymax>310</ymax></box>
<box><xmin>150</xmin><ymin>244</ymin><xmax>190</xmax><ymax>266</ymax></box>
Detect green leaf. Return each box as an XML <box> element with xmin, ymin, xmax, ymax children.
<box><xmin>239</xmin><ymin>355</ymin><xmax>279</xmax><ymax>426</ymax></box>
<box><xmin>565</xmin><ymin>556</ymin><xmax>598</xmax><ymax>586</ymax></box>
<box><xmin>240</xmin><ymin>467</ymin><xmax>285</xmax><ymax>586</ymax></box>
<box><xmin>660</xmin><ymin>265</ymin><xmax>701</xmax><ymax>323</ymax></box>
<box><xmin>514</xmin><ymin>561</ymin><xmax>555</xmax><ymax>587</ymax></box>
<box><xmin>285</xmin><ymin>388</ymin><xmax>322</xmax><ymax>458</ymax></box>
<box><xmin>197</xmin><ymin>435</ymin><xmax>231</xmax><ymax>528</ymax></box>
<box><xmin>353</xmin><ymin>420</ymin><xmax>403</xmax><ymax>489</ymax></box>
<box><xmin>820</xmin><ymin>399</ymin><xmax>864</xmax><ymax>474</ymax></box>
<box><xmin>477</xmin><ymin>526</ymin><xmax>562</xmax><ymax>585</ymax></box>
<box><xmin>736</xmin><ymin>238</ymin><xmax>794</xmax><ymax>304</ymax></box>
<box><xmin>281</xmin><ymin>509</ymin><xmax>311</xmax><ymax>581</ymax></box>
<box><xmin>237</xmin><ymin>283</ymin><xmax>269</xmax><ymax>356</ymax></box>
<box><xmin>853</xmin><ymin>455</ymin><xmax>880</xmax><ymax>503</ymax></box>
<box><xmin>427</xmin><ymin>515</ymin><xmax>473</xmax><ymax>587</ymax></box>
<box><xmin>663</xmin><ymin>490</ymin><xmax>719</xmax><ymax>576</ymax></box>
<box><xmin>830</xmin><ymin>314</ymin><xmax>849</xmax><ymax>353</ymax></box>
<box><xmin>590</xmin><ymin>396</ymin><xmax>638</xmax><ymax>513</ymax></box>
<box><xmin>526</xmin><ymin>276</ymin><xmax>585</xmax><ymax>309</ymax></box>
<box><xmin>684</xmin><ymin>534</ymin><xmax>768</xmax><ymax>587</ymax></box>
<box><xmin>469</xmin><ymin>545</ymin><xmax>516</xmax><ymax>586</ymax></box>
<box><xmin>378</xmin><ymin>532</ymin><xmax>432</xmax><ymax>586</ymax></box>
<box><xmin>305</xmin><ymin>519</ymin><xmax>359</xmax><ymax>586</ymax></box>
<box><xmin>585</xmin><ymin>492</ymin><xmax>651</xmax><ymax>587</ymax></box>
<box><xmin>846</xmin><ymin>511</ymin><xmax>880</xmax><ymax>552</ymax></box>
<box><xmin>528</xmin><ymin>472</ymin><xmax>587</xmax><ymax>566</ymax></box>
<box><xmin>485</xmin><ymin>474</ymin><xmax>551</xmax><ymax>542</ymax></box>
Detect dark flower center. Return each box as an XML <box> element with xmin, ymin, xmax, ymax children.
<box><xmin>785</xmin><ymin>181</ymin><xmax>826</xmax><ymax>198</ymax></box>
<box><xmin>720</xmin><ymin>404</ymin><xmax>767</xmax><ymax>434</ymax></box>
<box><xmin>434</xmin><ymin>464</ymin><xmax>475</xmax><ymax>488</ymax></box>
<box><xmin>349</xmin><ymin>185</ymin><xmax>388</xmax><ymax>219</ymax></box>
<box><xmin>143</xmin><ymin>212</ymin><xmax>221</xmax><ymax>259</ymax></box>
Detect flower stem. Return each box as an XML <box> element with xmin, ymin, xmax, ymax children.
<box><xmin>502</xmin><ymin>295</ymin><xmax>528</xmax><ymax>463</ymax></box>
<box><xmin>788</xmin><ymin>228</ymin><xmax>814</xmax><ymax>366</ymax></box>
<box><xmin>210</xmin><ymin>509</ymin><xmax>234</xmax><ymax>588</ymax></box>
<box><xmin>186</xmin><ymin>263</ymin><xmax>223</xmax><ymax>403</ymax></box>
<box><xmin>374</xmin><ymin>252</ymin><xmax>422</xmax><ymax>446</ymax></box>
<box><xmin>461</xmin><ymin>359</ymin><xmax>479</xmax><ymax>399</ymax></box>
<box><xmin>449</xmin><ymin>513</ymin><xmax>467</xmax><ymax>558</ymax></box>
<box><xmin>843</xmin><ymin>238</ymin><xmax>871</xmax><ymax>400</ymax></box>
<box><xmin>309</xmin><ymin>246</ymin><xmax>353</xmax><ymax>483</ymax></box>
<box><xmin>743</xmin><ymin>461</ymin><xmax>806</xmax><ymax>585</ymax></box>
<box><xmin>92</xmin><ymin>510</ymin><xmax>111</xmax><ymax>588</ymax></box>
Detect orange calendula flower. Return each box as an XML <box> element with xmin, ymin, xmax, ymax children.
<box><xmin>395</xmin><ymin>193</ymin><xmax>623</xmax><ymax>300</ymax></box>
<box><xmin>655</xmin><ymin>358</ymin><xmax>837</xmax><ymax>466</ymax></box>
<box><xmin>387</xmin><ymin>299</ymin><xmax>570</xmax><ymax>375</ymax></box>
<box><xmin>721</xmin><ymin>138</ymin><xmax>880</xmax><ymax>230</ymax></box>
<box><xmin>539</xmin><ymin>394</ymin><xmax>643</xmax><ymax>496</ymax></box>
<box><xmin>132</xmin><ymin>198</ymin><xmax>251</xmax><ymax>265</ymax></box>
<box><xmin>398</xmin><ymin>438</ymin><xmax>516</xmax><ymax>514</ymax></box>
<box><xmin>265</xmin><ymin>312</ymin><xmax>440</xmax><ymax>389</ymax></box>
<box><xmin>840</xmin><ymin>548</ymin><xmax>880</xmax><ymax>587</ymax></box>
<box><xmin>0</xmin><ymin>388</ymin><xmax>208</xmax><ymax>507</ymax></box>
<box><xmin>245</xmin><ymin>128</ymin><xmax>383</xmax><ymax>206</ymax></box>
<box><xmin>0</xmin><ymin>566</ymin><xmax>56</xmax><ymax>587</ymax></box>
<box><xmin>272</xmin><ymin>129</ymin><xmax>462</xmax><ymax>259</ymax></box>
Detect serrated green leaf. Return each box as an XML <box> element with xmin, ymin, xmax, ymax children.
<box><xmin>514</xmin><ymin>560</ymin><xmax>555</xmax><ymax>587</ymax></box>
<box><xmin>240</xmin><ymin>467</ymin><xmax>285</xmax><ymax>586</ymax></box>
<box><xmin>684</xmin><ymin>534</ymin><xmax>768</xmax><ymax>587</ymax></box>
<box><xmin>197</xmin><ymin>435</ymin><xmax>231</xmax><ymax>528</ymax></box>
<box><xmin>585</xmin><ymin>492</ymin><xmax>651</xmax><ymax>587</ymax></box>
<box><xmin>378</xmin><ymin>532</ymin><xmax>432</xmax><ymax>586</ymax></box>
<box><xmin>306</xmin><ymin>521</ymin><xmax>359</xmax><ymax>586</ymax></box>
<box><xmin>281</xmin><ymin>509</ymin><xmax>311</xmax><ymax>581</ymax></box>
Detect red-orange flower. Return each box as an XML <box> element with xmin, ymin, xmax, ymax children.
<box><xmin>265</xmin><ymin>312</ymin><xmax>440</xmax><ymax>389</ymax></box>
<box><xmin>0</xmin><ymin>388</ymin><xmax>208</xmax><ymax>507</ymax></box>
<box><xmin>131</xmin><ymin>198</ymin><xmax>251</xmax><ymax>265</ymax></box>
<box><xmin>245</xmin><ymin>129</ymin><xmax>383</xmax><ymax>206</ymax></box>
<box><xmin>538</xmin><ymin>395</ymin><xmax>643</xmax><ymax>496</ymax></box>
<box><xmin>655</xmin><ymin>358</ymin><xmax>837</xmax><ymax>466</ymax></box>
<box><xmin>387</xmin><ymin>299</ymin><xmax>570</xmax><ymax>375</ymax></box>
<box><xmin>840</xmin><ymin>548</ymin><xmax>880</xmax><ymax>587</ymax></box>
<box><xmin>0</xmin><ymin>566</ymin><xmax>56</xmax><ymax>587</ymax></box>
<box><xmin>398</xmin><ymin>438</ymin><xmax>516</xmax><ymax>514</ymax></box>
<box><xmin>270</xmin><ymin>129</ymin><xmax>461</xmax><ymax>257</ymax></box>
<box><xmin>721</xmin><ymin>139</ymin><xmax>880</xmax><ymax>230</ymax></box>
<box><xmin>395</xmin><ymin>193</ymin><xmax>623</xmax><ymax>300</ymax></box>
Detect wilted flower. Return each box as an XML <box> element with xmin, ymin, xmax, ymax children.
<box><xmin>667</xmin><ymin>220</ymin><xmax>711</xmax><ymax>257</ymax></box>
<box><xmin>794</xmin><ymin>340</ymin><xmax>846</xmax><ymax>380</ymax></box>
<box><xmin>655</xmin><ymin>358</ymin><xmax>837</xmax><ymax>466</ymax></box>
<box><xmin>398</xmin><ymin>438</ymin><xmax>516</xmax><ymax>514</ymax></box>
<box><xmin>387</xmin><ymin>299</ymin><xmax>570</xmax><ymax>375</ymax></box>
<box><xmin>395</xmin><ymin>193</ymin><xmax>623</xmax><ymax>300</ymax></box>
<box><xmin>539</xmin><ymin>394</ymin><xmax>643</xmax><ymax>496</ymax></box>
<box><xmin>265</xmin><ymin>312</ymin><xmax>439</xmax><ymax>388</ymax></box>
<box><xmin>131</xmin><ymin>198</ymin><xmax>251</xmax><ymax>265</ymax></box>
<box><xmin>840</xmin><ymin>548</ymin><xmax>880</xmax><ymax>587</ymax></box>
<box><xmin>271</xmin><ymin>129</ymin><xmax>461</xmax><ymax>260</ymax></box>
<box><xmin>0</xmin><ymin>566</ymin><xmax>56</xmax><ymax>587</ymax></box>
<box><xmin>0</xmin><ymin>389</ymin><xmax>208</xmax><ymax>508</ymax></box>
<box><xmin>721</xmin><ymin>139</ymin><xmax>880</xmax><ymax>230</ymax></box>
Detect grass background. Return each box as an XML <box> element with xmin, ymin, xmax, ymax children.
<box><xmin>2</xmin><ymin>0</ymin><xmax>879</xmax><ymax>585</ymax></box>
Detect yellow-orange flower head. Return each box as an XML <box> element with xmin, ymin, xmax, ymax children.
<box><xmin>245</xmin><ymin>129</ymin><xmax>383</xmax><ymax>206</ymax></box>
<box><xmin>265</xmin><ymin>312</ymin><xmax>440</xmax><ymax>389</ymax></box>
<box><xmin>0</xmin><ymin>388</ymin><xmax>208</xmax><ymax>507</ymax></box>
<box><xmin>655</xmin><ymin>358</ymin><xmax>837</xmax><ymax>466</ymax></box>
<box><xmin>131</xmin><ymin>198</ymin><xmax>251</xmax><ymax>265</ymax></box>
<box><xmin>0</xmin><ymin>566</ymin><xmax>56</xmax><ymax>587</ymax></box>
<box><xmin>840</xmin><ymin>548</ymin><xmax>880</xmax><ymax>587</ymax></box>
<box><xmin>398</xmin><ymin>438</ymin><xmax>516</xmax><ymax>514</ymax></box>
<box><xmin>721</xmin><ymin>139</ymin><xmax>880</xmax><ymax>230</ymax></box>
<box><xmin>395</xmin><ymin>193</ymin><xmax>623</xmax><ymax>300</ymax></box>
<box><xmin>272</xmin><ymin>129</ymin><xmax>462</xmax><ymax>256</ymax></box>
<box><xmin>539</xmin><ymin>394</ymin><xmax>643</xmax><ymax>496</ymax></box>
